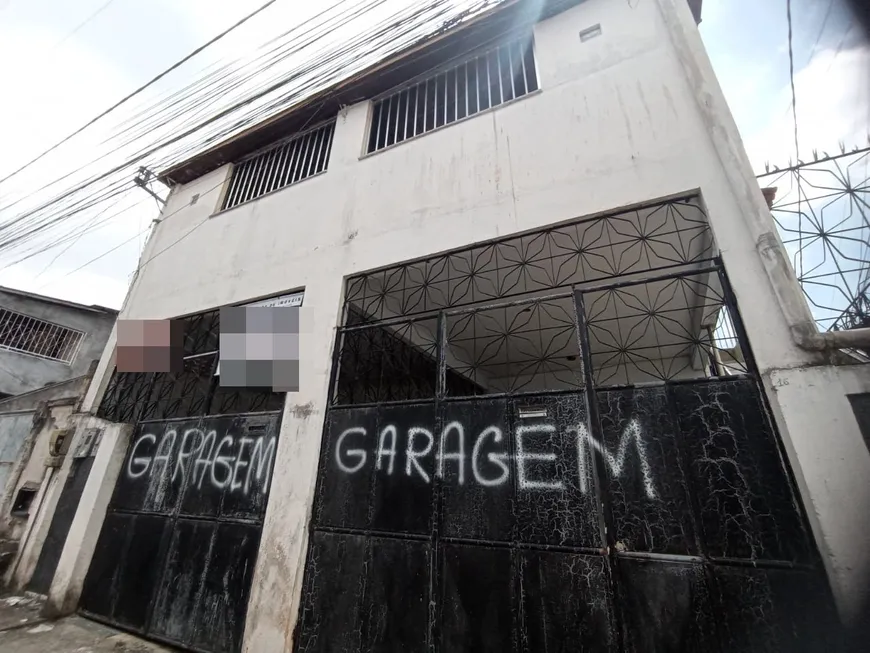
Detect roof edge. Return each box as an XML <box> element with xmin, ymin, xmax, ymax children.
<box><xmin>159</xmin><ymin>0</ymin><xmax>585</xmax><ymax>186</ymax></box>
<box><xmin>0</xmin><ymin>285</ymin><xmax>119</xmax><ymax>315</ymax></box>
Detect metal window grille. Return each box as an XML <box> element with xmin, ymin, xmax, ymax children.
<box><xmin>222</xmin><ymin>120</ymin><xmax>336</xmax><ymax>211</ymax></box>
<box><xmin>0</xmin><ymin>308</ymin><xmax>84</xmax><ymax>364</ymax></box>
<box><xmin>367</xmin><ymin>36</ymin><xmax>538</xmax><ymax>154</ymax></box>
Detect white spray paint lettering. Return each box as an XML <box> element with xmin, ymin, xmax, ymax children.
<box><xmin>334</xmin><ymin>420</ymin><xmax>659</xmax><ymax>497</ymax></box>
<box><xmin>571</xmin><ymin>419</ymin><xmax>657</xmax><ymax>499</ymax></box>
<box><xmin>126</xmin><ymin>428</ymin><xmax>277</xmax><ymax>496</ymax></box>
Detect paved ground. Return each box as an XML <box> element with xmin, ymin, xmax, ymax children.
<box><xmin>0</xmin><ymin>594</ymin><xmax>173</xmax><ymax>652</ymax></box>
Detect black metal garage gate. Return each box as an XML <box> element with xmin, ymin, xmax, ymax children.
<box><xmin>79</xmin><ymin>309</ymin><xmax>285</xmax><ymax>653</ymax></box>
<box><xmin>294</xmin><ymin>197</ymin><xmax>843</xmax><ymax>652</ymax></box>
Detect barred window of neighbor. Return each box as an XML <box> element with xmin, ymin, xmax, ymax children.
<box><xmin>222</xmin><ymin>119</ymin><xmax>336</xmax><ymax>211</ymax></box>
<box><xmin>0</xmin><ymin>308</ymin><xmax>84</xmax><ymax>364</ymax></box>
<box><xmin>367</xmin><ymin>36</ymin><xmax>538</xmax><ymax>154</ymax></box>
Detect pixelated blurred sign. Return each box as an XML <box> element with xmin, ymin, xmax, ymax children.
<box><xmin>215</xmin><ymin>291</ymin><xmax>304</xmax><ymax>376</ymax></box>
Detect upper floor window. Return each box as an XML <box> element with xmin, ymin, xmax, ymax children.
<box><xmin>0</xmin><ymin>308</ymin><xmax>84</xmax><ymax>364</ymax></box>
<box><xmin>222</xmin><ymin>119</ymin><xmax>336</xmax><ymax>211</ymax></box>
<box><xmin>367</xmin><ymin>36</ymin><xmax>538</xmax><ymax>154</ymax></box>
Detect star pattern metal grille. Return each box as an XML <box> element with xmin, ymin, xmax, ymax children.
<box><xmin>444</xmin><ymin>295</ymin><xmax>582</xmax><ymax>394</ymax></box>
<box><xmin>582</xmin><ymin>273</ymin><xmax>748</xmax><ymax>387</ymax></box>
<box><xmin>97</xmin><ymin>309</ymin><xmax>284</xmax><ymax>423</ymax></box>
<box><xmin>344</xmin><ymin>195</ymin><xmax>713</xmax><ymax>323</ymax></box>
<box><xmin>759</xmin><ymin>147</ymin><xmax>870</xmax><ymax>332</ymax></box>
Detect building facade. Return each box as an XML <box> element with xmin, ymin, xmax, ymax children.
<box><xmin>0</xmin><ymin>286</ymin><xmax>117</xmax><ymax>398</ymax></box>
<box><xmin>22</xmin><ymin>0</ymin><xmax>870</xmax><ymax>652</ymax></box>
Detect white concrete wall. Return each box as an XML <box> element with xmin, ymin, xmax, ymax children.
<box><xmin>65</xmin><ymin>0</ymin><xmax>865</xmax><ymax>649</ymax></box>
<box><xmin>765</xmin><ymin>364</ymin><xmax>870</xmax><ymax>625</ymax></box>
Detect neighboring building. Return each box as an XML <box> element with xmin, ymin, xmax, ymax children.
<box><xmin>0</xmin><ymin>286</ymin><xmax>117</xmax><ymax>398</ymax></box>
<box><xmin>12</xmin><ymin>1</ymin><xmax>870</xmax><ymax>652</ymax></box>
<box><xmin>0</xmin><ymin>287</ymin><xmax>115</xmax><ymax>591</ymax></box>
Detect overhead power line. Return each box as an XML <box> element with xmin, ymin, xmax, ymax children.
<box><xmin>0</xmin><ymin>0</ymin><xmax>509</xmax><ymax>269</ymax></box>
<box><xmin>0</xmin><ymin>0</ymin><xmax>279</xmax><ymax>186</ymax></box>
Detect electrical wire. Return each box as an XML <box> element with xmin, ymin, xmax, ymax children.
<box><xmin>0</xmin><ymin>0</ymin><xmax>280</xmax><ymax>186</ymax></box>
<box><xmin>43</xmin><ymin>0</ymin><xmax>119</xmax><ymax>57</ymax></box>
<box><xmin>786</xmin><ymin>0</ymin><xmax>805</xmax><ymax>279</ymax></box>
<box><xmin>0</xmin><ymin>0</ymin><xmax>511</xmax><ymax>273</ymax></box>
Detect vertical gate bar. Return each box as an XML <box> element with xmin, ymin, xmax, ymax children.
<box><xmin>423</xmin><ymin>82</ymin><xmax>428</xmax><ymax>134</ymax></box>
<box><xmin>430</xmin><ymin>309</ymin><xmax>449</xmax><ymax>653</ymax></box>
<box><xmin>322</xmin><ymin>122</ymin><xmax>335</xmax><ymax>169</ymax></box>
<box><xmin>403</xmin><ymin>89</ymin><xmax>411</xmax><ymax>141</ymax></box>
<box><xmin>486</xmin><ymin>51</ymin><xmax>492</xmax><ymax>108</ymax></box>
<box><xmin>454</xmin><ymin>65</ymin><xmax>459</xmax><ymax>121</ymax></box>
<box><xmin>572</xmin><ymin>289</ymin><xmax>613</xmax><ymax>548</ymax></box>
<box><xmin>714</xmin><ymin>260</ymin><xmax>761</xmax><ymax>379</ymax></box>
<box><xmin>714</xmin><ymin>260</ymin><xmax>825</xmax><ymax>562</ymax></box>
<box><xmin>475</xmin><ymin>56</ymin><xmax>481</xmax><ymax>111</ymax></box>
<box><xmin>572</xmin><ymin>287</ymin><xmax>626</xmax><ymax>651</ymax></box>
<box><xmin>394</xmin><ymin>93</ymin><xmax>401</xmax><ymax>145</ymax></box>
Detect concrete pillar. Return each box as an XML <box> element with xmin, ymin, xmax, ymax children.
<box><xmin>241</xmin><ymin>274</ymin><xmax>344</xmax><ymax>652</ymax></box>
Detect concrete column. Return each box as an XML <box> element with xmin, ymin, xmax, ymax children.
<box><xmin>241</xmin><ymin>274</ymin><xmax>344</xmax><ymax>652</ymax></box>
<box><xmin>43</xmin><ymin>418</ymin><xmax>132</xmax><ymax>617</ymax></box>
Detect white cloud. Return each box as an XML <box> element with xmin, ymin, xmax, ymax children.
<box><xmin>744</xmin><ymin>44</ymin><xmax>870</xmax><ymax>171</ymax></box>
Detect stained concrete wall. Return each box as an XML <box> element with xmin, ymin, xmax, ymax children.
<box><xmin>0</xmin><ymin>412</ymin><xmax>36</xmax><ymax>519</ymax></box>
<box><xmin>4</xmin><ymin>405</ymin><xmax>82</xmax><ymax>592</ymax></box>
<box><xmin>56</xmin><ymin>0</ymin><xmax>866</xmax><ymax>649</ymax></box>
<box><xmin>765</xmin><ymin>364</ymin><xmax>870</xmax><ymax>626</ymax></box>
<box><xmin>0</xmin><ymin>289</ymin><xmax>116</xmax><ymax>397</ymax></box>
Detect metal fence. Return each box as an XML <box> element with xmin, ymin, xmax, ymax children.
<box><xmin>758</xmin><ymin>145</ymin><xmax>870</xmax><ymax>333</ymax></box>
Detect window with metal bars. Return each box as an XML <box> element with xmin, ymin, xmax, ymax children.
<box><xmin>367</xmin><ymin>37</ymin><xmax>538</xmax><ymax>154</ymax></box>
<box><xmin>222</xmin><ymin>120</ymin><xmax>336</xmax><ymax>211</ymax></box>
<box><xmin>0</xmin><ymin>308</ymin><xmax>84</xmax><ymax>364</ymax></box>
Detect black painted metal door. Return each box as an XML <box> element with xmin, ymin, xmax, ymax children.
<box><xmin>298</xmin><ymin>382</ymin><xmax>840</xmax><ymax>652</ymax></box>
<box><xmin>80</xmin><ymin>412</ymin><xmax>280</xmax><ymax>653</ymax></box>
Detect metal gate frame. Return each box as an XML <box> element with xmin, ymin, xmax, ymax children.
<box><xmin>295</xmin><ymin>258</ymin><xmax>842</xmax><ymax>651</ymax></box>
<box><xmin>79</xmin><ymin>409</ymin><xmax>282</xmax><ymax>653</ymax></box>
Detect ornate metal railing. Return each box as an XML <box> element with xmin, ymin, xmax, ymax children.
<box><xmin>757</xmin><ymin>145</ymin><xmax>870</xmax><ymax>333</ymax></box>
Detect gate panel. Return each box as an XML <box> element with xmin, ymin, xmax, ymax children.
<box><xmin>439</xmin><ymin>398</ymin><xmax>512</xmax><ymax>541</ymax></box>
<box><xmin>598</xmin><ymin>388</ymin><xmax>697</xmax><ymax>555</ymax></box>
<box><xmin>296</xmin><ymin>532</ymin><xmax>430</xmax><ymax>652</ymax></box>
<box><xmin>438</xmin><ymin>543</ymin><xmax>517</xmax><ymax>653</ymax></box>
<box><xmin>80</xmin><ymin>411</ymin><xmax>280</xmax><ymax>651</ymax></box>
<box><xmin>510</xmin><ymin>394</ymin><xmax>600</xmax><ymax>548</ymax></box>
<box><xmin>193</xmin><ymin>522</ymin><xmax>262</xmax><ymax>653</ymax></box>
<box><xmin>520</xmin><ymin>550</ymin><xmax>616</xmax><ymax>653</ymax></box>
<box><xmin>711</xmin><ymin>565</ymin><xmax>838</xmax><ymax>653</ymax></box>
<box><xmin>672</xmin><ymin>380</ymin><xmax>809</xmax><ymax>562</ymax></box>
<box><xmin>111</xmin><ymin>514</ymin><xmax>172</xmax><ymax>630</ymax></box>
<box><xmin>616</xmin><ymin>558</ymin><xmax>715</xmax><ymax>652</ymax></box>
<box><xmin>317</xmin><ymin>402</ymin><xmax>436</xmax><ymax>535</ymax></box>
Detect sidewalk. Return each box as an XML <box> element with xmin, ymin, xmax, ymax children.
<box><xmin>0</xmin><ymin>594</ymin><xmax>173</xmax><ymax>652</ymax></box>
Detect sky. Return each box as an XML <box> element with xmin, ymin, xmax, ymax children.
<box><xmin>0</xmin><ymin>0</ymin><xmax>867</xmax><ymax>311</ymax></box>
